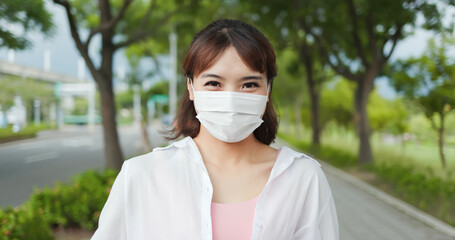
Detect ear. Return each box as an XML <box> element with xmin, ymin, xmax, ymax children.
<box><xmin>187</xmin><ymin>78</ymin><xmax>194</xmax><ymax>101</ymax></box>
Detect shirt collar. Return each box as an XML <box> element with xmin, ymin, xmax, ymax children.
<box><xmin>176</xmin><ymin>137</ymin><xmax>319</xmax><ymax>182</ymax></box>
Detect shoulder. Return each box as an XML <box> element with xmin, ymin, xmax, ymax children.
<box><xmin>279</xmin><ymin>146</ymin><xmax>330</xmax><ymax>183</ymax></box>
<box><xmin>123</xmin><ymin>137</ymin><xmax>193</xmax><ymax>172</ymax></box>
<box><xmin>281</xmin><ymin>146</ymin><xmax>321</xmax><ymax>171</ymax></box>
<box><xmin>281</xmin><ymin>146</ymin><xmax>334</xmax><ymax>199</ymax></box>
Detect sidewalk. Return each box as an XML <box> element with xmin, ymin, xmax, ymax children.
<box><xmin>273</xmin><ymin>139</ymin><xmax>455</xmax><ymax>240</ymax></box>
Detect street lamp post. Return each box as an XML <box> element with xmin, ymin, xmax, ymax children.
<box><xmin>169</xmin><ymin>28</ymin><xmax>177</xmax><ymax>119</ymax></box>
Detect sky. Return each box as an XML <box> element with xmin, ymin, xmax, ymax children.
<box><xmin>0</xmin><ymin>2</ymin><xmax>452</xmax><ymax>99</ymax></box>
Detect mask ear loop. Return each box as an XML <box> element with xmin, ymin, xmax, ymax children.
<box><xmin>189</xmin><ymin>77</ymin><xmax>195</xmax><ymax>93</ymax></box>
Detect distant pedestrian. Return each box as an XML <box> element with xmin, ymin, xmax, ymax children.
<box><xmin>92</xmin><ymin>19</ymin><xmax>339</xmax><ymax>240</ymax></box>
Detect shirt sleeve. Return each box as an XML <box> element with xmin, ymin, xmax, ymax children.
<box><xmin>293</xmin><ymin>165</ymin><xmax>339</xmax><ymax>240</ymax></box>
<box><xmin>91</xmin><ymin>161</ymin><xmax>129</xmax><ymax>240</ymax></box>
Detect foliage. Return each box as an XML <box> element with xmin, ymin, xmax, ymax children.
<box><xmin>0</xmin><ymin>206</ymin><xmax>54</xmax><ymax>240</ymax></box>
<box><xmin>115</xmin><ymin>80</ymin><xmax>170</xmax><ymax>121</ymax></box>
<box><xmin>388</xmin><ymin>37</ymin><xmax>455</xmax><ymax>168</ymax></box>
<box><xmin>115</xmin><ymin>89</ymin><xmax>134</xmax><ymax>110</ymax></box>
<box><xmin>0</xmin><ymin>0</ymin><xmax>54</xmax><ymax>50</ymax></box>
<box><xmin>368</xmin><ymin>92</ymin><xmax>409</xmax><ymax>135</ymax></box>
<box><xmin>24</xmin><ymin>169</ymin><xmax>118</xmax><ymax>231</ymax></box>
<box><xmin>272</xmin><ymin>47</ymin><xmax>307</xmax><ymax>107</ymax></box>
<box><xmin>241</xmin><ymin>0</ymin><xmax>454</xmax><ymax>163</ymax></box>
<box><xmin>53</xmin><ymin>0</ymin><xmax>215</xmax><ymax>170</ymax></box>
<box><xmin>277</xmin><ymin>132</ymin><xmax>357</xmax><ymax>167</ymax></box>
<box><xmin>0</xmin><ymin>75</ymin><xmax>56</xmax><ymax>118</ymax></box>
<box><xmin>317</xmin><ymin>77</ymin><xmax>409</xmax><ymax>134</ymax></box>
<box><xmin>279</xmin><ymin>131</ymin><xmax>455</xmax><ymax>227</ymax></box>
<box><xmin>0</xmin><ymin>124</ymin><xmax>56</xmax><ymax>144</ymax></box>
<box><xmin>146</xmin><ymin>81</ymin><xmax>169</xmax><ymax>96</ymax></box>
<box><xmin>373</xmin><ymin>162</ymin><xmax>455</xmax><ymax>226</ymax></box>
<box><xmin>409</xmin><ymin>113</ymin><xmax>437</xmax><ymax>143</ymax></box>
<box><xmin>320</xmin><ymin>78</ymin><xmax>355</xmax><ymax>129</ymax></box>
<box><xmin>295</xmin><ymin>0</ymin><xmax>452</xmax><ymax>163</ymax></box>
<box><xmin>240</xmin><ymin>0</ymin><xmax>333</xmax><ymax>146</ymax></box>
<box><xmin>0</xmin><ymin>169</ymin><xmax>118</xmax><ymax>237</ymax></box>
<box><xmin>70</xmin><ymin>97</ymin><xmax>88</xmax><ymax>115</ymax></box>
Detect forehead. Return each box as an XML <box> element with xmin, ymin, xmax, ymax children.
<box><xmin>197</xmin><ymin>47</ymin><xmax>266</xmax><ymax>79</ymax></box>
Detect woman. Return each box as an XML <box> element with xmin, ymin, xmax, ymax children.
<box><xmin>92</xmin><ymin>19</ymin><xmax>339</xmax><ymax>240</ymax></box>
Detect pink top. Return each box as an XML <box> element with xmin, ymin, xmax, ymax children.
<box><xmin>210</xmin><ymin>149</ymin><xmax>281</xmax><ymax>240</ymax></box>
<box><xmin>211</xmin><ymin>195</ymin><xmax>259</xmax><ymax>240</ymax></box>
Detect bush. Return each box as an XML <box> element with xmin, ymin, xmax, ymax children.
<box><xmin>0</xmin><ymin>206</ymin><xmax>54</xmax><ymax>240</ymax></box>
<box><xmin>279</xmin><ymin>132</ymin><xmax>455</xmax><ymax>227</ymax></box>
<box><xmin>24</xmin><ymin>169</ymin><xmax>118</xmax><ymax>231</ymax></box>
<box><xmin>0</xmin><ymin>169</ymin><xmax>118</xmax><ymax>238</ymax></box>
<box><xmin>373</xmin><ymin>162</ymin><xmax>455</xmax><ymax>226</ymax></box>
<box><xmin>0</xmin><ymin>124</ymin><xmax>56</xmax><ymax>144</ymax></box>
<box><xmin>277</xmin><ymin>132</ymin><xmax>357</xmax><ymax>167</ymax></box>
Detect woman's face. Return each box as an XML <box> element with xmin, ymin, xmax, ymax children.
<box><xmin>188</xmin><ymin>46</ymin><xmax>269</xmax><ymax>100</ymax></box>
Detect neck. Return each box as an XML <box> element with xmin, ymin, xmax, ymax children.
<box><xmin>193</xmin><ymin>125</ymin><xmax>262</xmax><ymax>167</ymax></box>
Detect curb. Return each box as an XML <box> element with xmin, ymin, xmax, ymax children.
<box><xmin>321</xmin><ymin>161</ymin><xmax>455</xmax><ymax>238</ymax></box>
<box><xmin>273</xmin><ymin>139</ymin><xmax>455</xmax><ymax>238</ymax></box>
<box><xmin>0</xmin><ymin>125</ymin><xmax>136</xmax><ymax>149</ymax></box>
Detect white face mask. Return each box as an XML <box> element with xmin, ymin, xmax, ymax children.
<box><xmin>191</xmin><ymin>81</ymin><xmax>269</xmax><ymax>143</ymax></box>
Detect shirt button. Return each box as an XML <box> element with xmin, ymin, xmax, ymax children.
<box><xmin>206</xmin><ymin>186</ymin><xmax>209</xmax><ymax>192</ymax></box>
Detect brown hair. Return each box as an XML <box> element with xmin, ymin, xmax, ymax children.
<box><xmin>168</xmin><ymin>19</ymin><xmax>278</xmax><ymax>145</ymax></box>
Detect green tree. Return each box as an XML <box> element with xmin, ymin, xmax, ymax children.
<box><xmin>320</xmin><ymin>78</ymin><xmax>355</xmax><ymax>130</ymax></box>
<box><xmin>295</xmin><ymin>0</ymin><xmax>451</xmax><ymax>164</ymax></box>
<box><xmin>53</xmin><ymin>0</ymin><xmax>197</xmax><ymax>170</ymax></box>
<box><xmin>389</xmin><ymin>37</ymin><xmax>455</xmax><ymax>168</ymax></box>
<box><xmin>0</xmin><ymin>0</ymin><xmax>54</xmax><ymax>50</ymax></box>
<box><xmin>119</xmin><ymin>2</ymin><xmax>229</xmax><ymax>153</ymax></box>
<box><xmin>272</xmin><ymin>47</ymin><xmax>308</xmax><ymax>136</ymax></box>
<box><xmin>0</xmin><ymin>76</ymin><xmax>56</xmax><ymax>123</ymax></box>
<box><xmin>368</xmin><ymin>92</ymin><xmax>409</xmax><ymax>135</ymax></box>
<box><xmin>239</xmin><ymin>1</ymin><xmax>330</xmax><ymax>146</ymax></box>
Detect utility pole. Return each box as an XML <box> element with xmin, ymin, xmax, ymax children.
<box><xmin>44</xmin><ymin>50</ymin><xmax>50</xmax><ymax>72</ymax></box>
<box><xmin>169</xmin><ymin>28</ymin><xmax>177</xmax><ymax>118</ymax></box>
<box><xmin>34</xmin><ymin>99</ymin><xmax>41</xmax><ymax>125</ymax></box>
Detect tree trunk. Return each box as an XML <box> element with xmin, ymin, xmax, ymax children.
<box><xmin>300</xmin><ymin>43</ymin><xmax>321</xmax><ymax>146</ymax></box>
<box><xmin>354</xmin><ymin>76</ymin><xmax>374</xmax><ymax>164</ymax></box>
<box><xmin>140</xmin><ymin>119</ymin><xmax>152</xmax><ymax>153</ymax></box>
<box><xmin>97</xmin><ymin>14</ymin><xmax>124</xmax><ymax>170</ymax></box>
<box><xmin>293</xmin><ymin>102</ymin><xmax>303</xmax><ymax>137</ymax></box>
<box><xmin>98</xmin><ymin>80</ymin><xmax>124</xmax><ymax>170</ymax></box>
<box><xmin>438</xmin><ymin>113</ymin><xmax>447</xmax><ymax>169</ymax></box>
<box><xmin>308</xmin><ymin>83</ymin><xmax>321</xmax><ymax>146</ymax></box>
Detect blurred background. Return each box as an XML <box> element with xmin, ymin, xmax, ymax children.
<box><xmin>0</xmin><ymin>0</ymin><xmax>454</xmax><ymax>239</ymax></box>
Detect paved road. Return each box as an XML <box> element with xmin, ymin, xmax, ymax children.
<box><xmin>272</xmin><ymin>141</ymin><xmax>454</xmax><ymax>240</ymax></box>
<box><xmin>0</xmin><ymin>124</ymin><xmax>167</xmax><ymax>207</ymax></box>
<box><xmin>2</xmin><ymin>129</ymin><xmax>454</xmax><ymax>240</ymax></box>
<box><xmin>325</xmin><ymin>166</ymin><xmax>453</xmax><ymax>240</ymax></box>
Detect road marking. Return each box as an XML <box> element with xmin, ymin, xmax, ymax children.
<box><xmin>18</xmin><ymin>142</ymin><xmax>45</xmax><ymax>150</ymax></box>
<box><xmin>62</xmin><ymin>138</ymin><xmax>94</xmax><ymax>147</ymax></box>
<box><xmin>88</xmin><ymin>145</ymin><xmax>102</xmax><ymax>151</ymax></box>
<box><xmin>25</xmin><ymin>152</ymin><xmax>59</xmax><ymax>163</ymax></box>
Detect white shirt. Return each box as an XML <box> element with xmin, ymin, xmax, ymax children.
<box><xmin>91</xmin><ymin>136</ymin><xmax>339</xmax><ymax>240</ymax></box>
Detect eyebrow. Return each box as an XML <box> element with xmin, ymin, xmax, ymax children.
<box><xmin>200</xmin><ymin>73</ymin><xmax>264</xmax><ymax>81</ymax></box>
<box><xmin>200</xmin><ymin>73</ymin><xmax>225</xmax><ymax>80</ymax></box>
<box><xmin>240</xmin><ymin>76</ymin><xmax>264</xmax><ymax>81</ymax></box>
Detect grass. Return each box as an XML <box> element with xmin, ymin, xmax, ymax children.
<box><xmin>0</xmin><ymin>124</ymin><xmax>57</xmax><ymax>144</ymax></box>
<box><xmin>278</xmin><ymin>123</ymin><xmax>455</xmax><ymax>227</ymax></box>
<box><xmin>282</xmin><ymin>123</ymin><xmax>455</xmax><ymax>177</ymax></box>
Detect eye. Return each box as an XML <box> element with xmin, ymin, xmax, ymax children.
<box><xmin>242</xmin><ymin>82</ymin><xmax>260</xmax><ymax>89</ymax></box>
<box><xmin>204</xmin><ymin>81</ymin><xmax>221</xmax><ymax>87</ymax></box>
